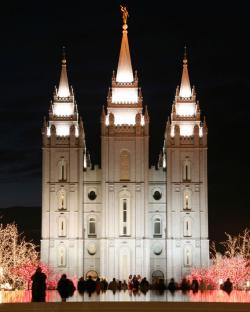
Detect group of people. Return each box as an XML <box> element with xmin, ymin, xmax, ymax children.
<box><xmin>31</xmin><ymin>267</ymin><xmax>234</xmax><ymax>302</ymax></box>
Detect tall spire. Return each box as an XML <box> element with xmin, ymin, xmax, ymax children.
<box><xmin>58</xmin><ymin>47</ymin><xmax>70</xmax><ymax>97</ymax></box>
<box><xmin>179</xmin><ymin>46</ymin><xmax>192</xmax><ymax>98</ymax></box>
<box><xmin>116</xmin><ymin>6</ymin><xmax>133</xmax><ymax>83</ymax></box>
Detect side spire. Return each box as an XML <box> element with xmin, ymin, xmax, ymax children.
<box><xmin>179</xmin><ymin>46</ymin><xmax>192</xmax><ymax>98</ymax></box>
<box><xmin>116</xmin><ymin>6</ymin><xmax>133</xmax><ymax>83</ymax></box>
<box><xmin>58</xmin><ymin>47</ymin><xmax>70</xmax><ymax>97</ymax></box>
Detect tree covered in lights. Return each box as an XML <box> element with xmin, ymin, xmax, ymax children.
<box><xmin>0</xmin><ymin>223</ymin><xmax>39</xmax><ymax>289</ymax></box>
<box><xmin>189</xmin><ymin>228</ymin><xmax>250</xmax><ymax>289</ymax></box>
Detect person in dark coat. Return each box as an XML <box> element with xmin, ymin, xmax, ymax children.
<box><xmin>223</xmin><ymin>278</ymin><xmax>233</xmax><ymax>294</ymax></box>
<box><xmin>77</xmin><ymin>276</ymin><xmax>86</xmax><ymax>294</ymax></box>
<box><xmin>191</xmin><ymin>278</ymin><xmax>199</xmax><ymax>292</ymax></box>
<box><xmin>57</xmin><ymin>274</ymin><xmax>76</xmax><ymax>302</ymax></box>
<box><xmin>168</xmin><ymin>278</ymin><xmax>177</xmax><ymax>293</ymax></box>
<box><xmin>31</xmin><ymin>267</ymin><xmax>47</xmax><ymax>302</ymax></box>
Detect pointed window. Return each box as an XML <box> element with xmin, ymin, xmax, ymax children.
<box><xmin>58</xmin><ymin>216</ymin><xmax>67</xmax><ymax>237</ymax></box>
<box><xmin>88</xmin><ymin>217</ymin><xmax>96</xmax><ymax>237</ymax></box>
<box><xmin>184</xmin><ymin>246</ymin><xmax>192</xmax><ymax>267</ymax></box>
<box><xmin>183</xmin><ymin>189</ymin><xmax>191</xmax><ymax>210</ymax></box>
<box><xmin>58</xmin><ymin>159</ymin><xmax>67</xmax><ymax>181</ymax></box>
<box><xmin>183</xmin><ymin>159</ymin><xmax>191</xmax><ymax>181</ymax></box>
<box><xmin>120</xmin><ymin>150</ymin><xmax>130</xmax><ymax>181</ymax></box>
<box><xmin>183</xmin><ymin>217</ymin><xmax>192</xmax><ymax>237</ymax></box>
<box><xmin>58</xmin><ymin>189</ymin><xmax>66</xmax><ymax>210</ymax></box>
<box><xmin>153</xmin><ymin>217</ymin><xmax>162</xmax><ymax>237</ymax></box>
<box><xmin>58</xmin><ymin>245</ymin><xmax>66</xmax><ymax>267</ymax></box>
<box><xmin>119</xmin><ymin>191</ymin><xmax>130</xmax><ymax>236</ymax></box>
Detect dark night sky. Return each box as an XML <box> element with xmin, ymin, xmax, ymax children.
<box><xmin>0</xmin><ymin>0</ymin><xmax>249</xmax><ymax>242</ymax></box>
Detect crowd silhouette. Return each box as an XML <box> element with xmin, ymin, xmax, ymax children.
<box><xmin>30</xmin><ymin>267</ymin><xmax>234</xmax><ymax>302</ymax></box>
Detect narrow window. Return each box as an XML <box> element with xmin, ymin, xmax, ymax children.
<box><xmin>58</xmin><ymin>190</ymin><xmax>66</xmax><ymax>210</ymax></box>
<box><xmin>184</xmin><ymin>246</ymin><xmax>192</xmax><ymax>266</ymax></box>
<box><xmin>59</xmin><ymin>159</ymin><xmax>66</xmax><ymax>181</ymax></box>
<box><xmin>154</xmin><ymin>217</ymin><xmax>162</xmax><ymax>237</ymax></box>
<box><xmin>58</xmin><ymin>246</ymin><xmax>66</xmax><ymax>267</ymax></box>
<box><xmin>58</xmin><ymin>216</ymin><xmax>66</xmax><ymax>237</ymax></box>
<box><xmin>88</xmin><ymin>217</ymin><xmax>96</xmax><ymax>237</ymax></box>
<box><xmin>183</xmin><ymin>190</ymin><xmax>191</xmax><ymax>210</ymax></box>
<box><xmin>183</xmin><ymin>159</ymin><xmax>191</xmax><ymax>181</ymax></box>
<box><xmin>184</xmin><ymin>218</ymin><xmax>192</xmax><ymax>237</ymax></box>
<box><xmin>120</xmin><ymin>194</ymin><xmax>130</xmax><ymax>236</ymax></box>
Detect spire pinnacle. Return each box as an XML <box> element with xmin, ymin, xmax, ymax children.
<box><xmin>57</xmin><ymin>47</ymin><xmax>70</xmax><ymax>97</ymax></box>
<box><xmin>179</xmin><ymin>46</ymin><xmax>192</xmax><ymax>98</ymax></box>
<box><xmin>116</xmin><ymin>6</ymin><xmax>133</xmax><ymax>82</ymax></box>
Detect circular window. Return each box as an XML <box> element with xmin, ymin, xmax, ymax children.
<box><xmin>153</xmin><ymin>190</ymin><xmax>162</xmax><ymax>200</ymax></box>
<box><xmin>153</xmin><ymin>243</ymin><xmax>162</xmax><ymax>256</ymax></box>
<box><xmin>87</xmin><ymin>242</ymin><xmax>97</xmax><ymax>256</ymax></box>
<box><xmin>88</xmin><ymin>190</ymin><xmax>97</xmax><ymax>200</ymax></box>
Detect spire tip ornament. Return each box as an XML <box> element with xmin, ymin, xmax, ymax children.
<box><xmin>120</xmin><ymin>5</ymin><xmax>129</xmax><ymax>29</ymax></box>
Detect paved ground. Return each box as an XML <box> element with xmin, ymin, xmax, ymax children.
<box><xmin>0</xmin><ymin>302</ymin><xmax>250</xmax><ymax>312</ymax></box>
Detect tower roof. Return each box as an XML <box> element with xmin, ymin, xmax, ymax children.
<box><xmin>57</xmin><ymin>48</ymin><xmax>70</xmax><ymax>97</ymax></box>
<box><xmin>116</xmin><ymin>6</ymin><xmax>133</xmax><ymax>83</ymax></box>
<box><xmin>179</xmin><ymin>47</ymin><xmax>192</xmax><ymax>98</ymax></box>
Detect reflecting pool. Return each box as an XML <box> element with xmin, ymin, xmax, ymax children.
<box><xmin>0</xmin><ymin>290</ymin><xmax>250</xmax><ymax>303</ymax></box>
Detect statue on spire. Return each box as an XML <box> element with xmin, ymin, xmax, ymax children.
<box><xmin>120</xmin><ymin>5</ymin><xmax>129</xmax><ymax>25</ymax></box>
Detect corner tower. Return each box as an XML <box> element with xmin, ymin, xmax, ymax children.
<box><xmin>100</xmin><ymin>7</ymin><xmax>150</xmax><ymax>281</ymax></box>
<box><xmin>41</xmin><ymin>52</ymin><xmax>85</xmax><ymax>277</ymax></box>
<box><xmin>165</xmin><ymin>50</ymin><xmax>209</xmax><ymax>280</ymax></box>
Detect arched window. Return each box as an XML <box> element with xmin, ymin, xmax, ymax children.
<box><xmin>58</xmin><ymin>216</ymin><xmax>67</xmax><ymax>237</ymax></box>
<box><xmin>183</xmin><ymin>159</ymin><xmax>191</xmax><ymax>181</ymax></box>
<box><xmin>58</xmin><ymin>245</ymin><xmax>66</xmax><ymax>267</ymax></box>
<box><xmin>183</xmin><ymin>217</ymin><xmax>192</xmax><ymax>237</ymax></box>
<box><xmin>184</xmin><ymin>246</ymin><xmax>192</xmax><ymax>267</ymax></box>
<box><xmin>58</xmin><ymin>159</ymin><xmax>67</xmax><ymax>181</ymax></box>
<box><xmin>58</xmin><ymin>189</ymin><xmax>66</xmax><ymax>210</ymax></box>
<box><xmin>153</xmin><ymin>217</ymin><xmax>162</xmax><ymax>237</ymax></box>
<box><xmin>183</xmin><ymin>189</ymin><xmax>191</xmax><ymax>210</ymax></box>
<box><xmin>119</xmin><ymin>191</ymin><xmax>130</xmax><ymax>236</ymax></box>
<box><xmin>88</xmin><ymin>217</ymin><xmax>96</xmax><ymax>237</ymax></box>
<box><xmin>120</xmin><ymin>150</ymin><xmax>130</xmax><ymax>181</ymax></box>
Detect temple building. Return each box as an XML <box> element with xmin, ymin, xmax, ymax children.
<box><xmin>41</xmin><ymin>9</ymin><xmax>209</xmax><ymax>282</ymax></box>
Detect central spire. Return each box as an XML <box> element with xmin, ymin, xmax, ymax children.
<box><xmin>58</xmin><ymin>47</ymin><xmax>70</xmax><ymax>97</ymax></box>
<box><xmin>179</xmin><ymin>47</ymin><xmax>192</xmax><ymax>98</ymax></box>
<box><xmin>116</xmin><ymin>6</ymin><xmax>133</xmax><ymax>83</ymax></box>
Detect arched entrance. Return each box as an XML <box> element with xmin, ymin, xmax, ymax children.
<box><xmin>152</xmin><ymin>270</ymin><xmax>164</xmax><ymax>285</ymax></box>
<box><xmin>86</xmin><ymin>270</ymin><xmax>98</xmax><ymax>280</ymax></box>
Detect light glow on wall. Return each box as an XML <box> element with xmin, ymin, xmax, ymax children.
<box><xmin>57</xmin><ymin>87</ymin><xmax>70</xmax><ymax>98</ymax></box>
<box><xmin>116</xmin><ymin>70</ymin><xmax>133</xmax><ymax>83</ymax></box>
<box><xmin>179</xmin><ymin>86</ymin><xmax>192</xmax><ymax>98</ymax></box>
<box><xmin>199</xmin><ymin>126</ymin><xmax>203</xmax><ymax>137</ymax></box>
<box><xmin>112</xmin><ymin>88</ymin><xmax>138</xmax><ymax>104</ymax></box>
<box><xmin>56</xmin><ymin>124</ymin><xmax>70</xmax><ymax>136</ymax></box>
<box><xmin>180</xmin><ymin>124</ymin><xmax>193</xmax><ymax>136</ymax></box>
<box><xmin>176</xmin><ymin>102</ymin><xmax>195</xmax><ymax>116</ymax></box>
<box><xmin>105</xmin><ymin>111</ymin><xmax>144</xmax><ymax>126</ymax></box>
<box><xmin>53</xmin><ymin>102</ymin><xmax>74</xmax><ymax>116</ymax></box>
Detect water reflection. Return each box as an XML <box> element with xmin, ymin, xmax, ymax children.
<box><xmin>0</xmin><ymin>290</ymin><xmax>249</xmax><ymax>303</ymax></box>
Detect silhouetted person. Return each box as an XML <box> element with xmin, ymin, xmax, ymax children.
<box><xmin>132</xmin><ymin>275</ymin><xmax>139</xmax><ymax>291</ymax></box>
<box><xmin>108</xmin><ymin>278</ymin><xmax>117</xmax><ymax>292</ymax></box>
<box><xmin>121</xmin><ymin>280</ymin><xmax>128</xmax><ymax>290</ymax></box>
<box><xmin>168</xmin><ymin>278</ymin><xmax>177</xmax><ymax>293</ymax></box>
<box><xmin>157</xmin><ymin>279</ymin><xmax>166</xmax><ymax>293</ymax></box>
<box><xmin>96</xmin><ymin>277</ymin><xmax>101</xmax><ymax>294</ymax></box>
<box><xmin>191</xmin><ymin>278</ymin><xmax>199</xmax><ymax>292</ymax></box>
<box><xmin>85</xmin><ymin>276</ymin><xmax>96</xmax><ymax>296</ymax></box>
<box><xmin>31</xmin><ymin>267</ymin><xmax>47</xmax><ymax>302</ymax></box>
<box><xmin>223</xmin><ymin>278</ymin><xmax>233</xmax><ymax>294</ymax></box>
<box><xmin>180</xmin><ymin>278</ymin><xmax>190</xmax><ymax>292</ymax></box>
<box><xmin>140</xmin><ymin>277</ymin><xmax>149</xmax><ymax>293</ymax></box>
<box><xmin>77</xmin><ymin>276</ymin><xmax>86</xmax><ymax>294</ymax></box>
<box><xmin>100</xmin><ymin>278</ymin><xmax>108</xmax><ymax>291</ymax></box>
<box><xmin>57</xmin><ymin>274</ymin><xmax>75</xmax><ymax>302</ymax></box>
